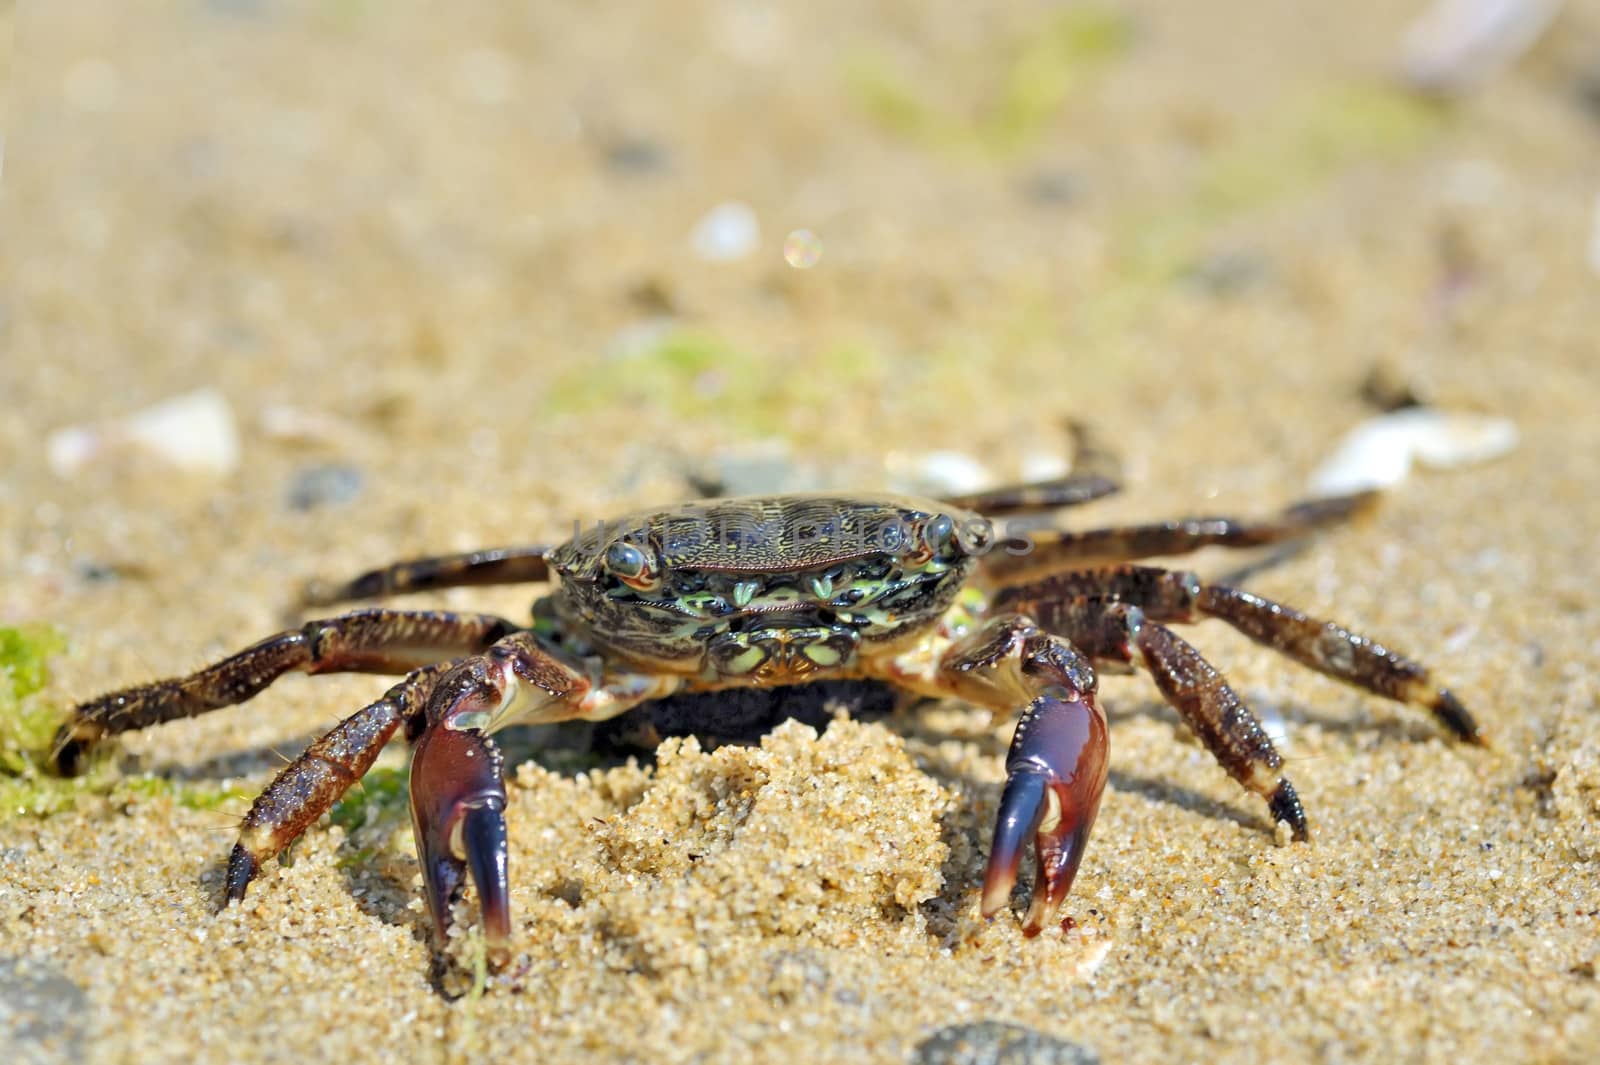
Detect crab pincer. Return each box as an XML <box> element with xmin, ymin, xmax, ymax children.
<box><xmin>409</xmin><ymin>713</ymin><xmax>512</xmax><ymax>967</ymax></box>
<box><xmin>981</xmin><ymin>688</ymin><xmax>1109</xmax><ymax>935</ymax></box>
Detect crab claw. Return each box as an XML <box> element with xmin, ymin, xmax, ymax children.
<box><xmin>981</xmin><ymin>689</ymin><xmax>1108</xmax><ymax>935</ymax></box>
<box><xmin>409</xmin><ymin>722</ymin><xmax>512</xmax><ymax>966</ymax></box>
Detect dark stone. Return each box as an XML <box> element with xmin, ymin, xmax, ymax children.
<box><xmin>626</xmin><ymin>278</ymin><xmax>677</xmax><ymax>316</ymax></box>
<box><xmin>603</xmin><ymin>137</ymin><xmax>670</xmax><ymax>176</ymax></box>
<box><xmin>286</xmin><ymin>464</ymin><xmax>365</xmax><ymax>511</ymax></box>
<box><xmin>1019</xmin><ymin>169</ymin><xmax>1083</xmax><ymax>206</ymax></box>
<box><xmin>913</xmin><ymin>1021</ymin><xmax>1100</xmax><ymax>1065</ymax></box>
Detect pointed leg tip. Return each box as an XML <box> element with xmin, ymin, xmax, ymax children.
<box><xmin>1433</xmin><ymin>689</ymin><xmax>1487</xmax><ymax>746</ymax></box>
<box><xmin>50</xmin><ymin>726</ymin><xmax>98</xmax><ymax>777</ymax></box>
<box><xmin>51</xmin><ymin>740</ymin><xmax>84</xmax><ymax>778</ymax></box>
<box><xmin>224</xmin><ymin>844</ymin><xmax>259</xmax><ymax>907</ymax></box>
<box><xmin>1268</xmin><ymin>778</ymin><xmax>1310</xmax><ymax>843</ymax></box>
<box><xmin>1288</xmin><ymin>490</ymin><xmax>1382</xmax><ymax>527</ymax></box>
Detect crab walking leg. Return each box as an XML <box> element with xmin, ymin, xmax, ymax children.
<box><xmin>995</xmin><ymin>565</ymin><xmax>1483</xmax><ymax>743</ymax></box>
<box><xmin>943</xmin><ymin>472</ymin><xmax>1120</xmax><ymax>517</ymax></box>
<box><xmin>53</xmin><ymin>609</ymin><xmax>517</xmax><ymax>774</ymax></box>
<box><xmin>980</xmin><ymin>491</ymin><xmax>1379</xmax><ymax>584</ymax></box>
<box><xmin>225</xmin><ymin>661</ymin><xmax>458</xmax><ymax>902</ymax></box>
<box><xmin>929</xmin><ymin>615</ymin><xmax>1110</xmax><ymax>934</ymax></box>
<box><xmin>299</xmin><ymin>546</ymin><xmax>550</xmax><ymax>608</ymax></box>
<box><xmin>945</xmin><ymin>421</ymin><xmax>1123</xmax><ymax>516</ymax></box>
<box><xmin>407</xmin><ymin>631</ymin><xmax>682</xmax><ymax>962</ymax></box>
<box><xmin>1012</xmin><ymin>596</ymin><xmax>1309</xmax><ymax>840</ymax></box>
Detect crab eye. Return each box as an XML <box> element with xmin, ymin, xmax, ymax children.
<box><xmin>920</xmin><ymin>514</ymin><xmax>956</xmax><ymax>554</ymax></box>
<box><xmin>603</xmin><ymin>540</ymin><xmax>658</xmax><ymax>589</ymax></box>
<box><xmin>902</xmin><ymin>514</ymin><xmax>958</xmax><ymax>565</ymax></box>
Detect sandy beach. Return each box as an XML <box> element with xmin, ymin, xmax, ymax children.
<box><xmin>3</xmin><ymin>2</ymin><xmax>1598</xmax><ymax>1062</ymax></box>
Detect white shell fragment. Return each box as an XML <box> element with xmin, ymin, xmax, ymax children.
<box><xmin>1400</xmin><ymin>0</ymin><xmax>1562</xmax><ymax>95</ymax></box>
<box><xmin>48</xmin><ymin>388</ymin><xmax>241</xmax><ymax>478</ymax></box>
<box><xmin>1309</xmin><ymin>409</ymin><xmax>1519</xmax><ymax>496</ymax></box>
<box><xmin>689</xmin><ymin>201</ymin><xmax>760</xmax><ymax>262</ymax></box>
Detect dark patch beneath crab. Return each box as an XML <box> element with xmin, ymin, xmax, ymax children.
<box><xmin>590</xmin><ymin>679</ymin><xmax>899</xmax><ymax>755</ymax></box>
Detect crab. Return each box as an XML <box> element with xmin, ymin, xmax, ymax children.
<box><xmin>53</xmin><ymin>474</ymin><xmax>1483</xmax><ymax>969</ymax></box>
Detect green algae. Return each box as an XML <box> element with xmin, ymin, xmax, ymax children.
<box><xmin>987</xmin><ymin>6</ymin><xmax>1134</xmax><ymax>155</ymax></box>
<box><xmin>0</xmin><ymin>624</ymin><xmax>67</xmax><ymax>778</ymax></box>
<box><xmin>112</xmin><ymin>773</ymin><xmax>253</xmax><ymax>813</ymax></box>
<box><xmin>846</xmin><ymin>6</ymin><xmax>1133</xmax><ymax>158</ymax></box>
<box><xmin>1054</xmin><ymin>82</ymin><xmax>1450</xmax><ymax>357</ymax></box>
<box><xmin>330</xmin><ymin>764</ymin><xmax>409</xmax><ymax>832</ymax></box>
<box><xmin>0</xmin><ymin>624</ymin><xmax>84</xmax><ymax>818</ymax></box>
<box><xmin>545</xmin><ymin>332</ymin><xmax>885</xmax><ymax>437</ymax></box>
<box><xmin>1115</xmin><ymin>84</ymin><xmax>1447</xmax><ymax>284</ymax></box>
<box><xmin>0</xmin><ymin>624</ymin><xmax>251</xmax><ymax>820</ymax></box>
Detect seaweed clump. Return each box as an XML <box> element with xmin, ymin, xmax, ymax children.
<box><xmin>0</xmin><ymin>624</ymin><xmax>75</xmax><ymax>818</ymax></box>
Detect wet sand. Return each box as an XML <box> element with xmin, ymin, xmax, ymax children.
<box><xmin>2</xmin><ymin>3</ymin><xmax>1598</xmax><ymax>1063</ymax></box>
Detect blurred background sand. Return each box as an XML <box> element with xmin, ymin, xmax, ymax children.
<box><xmin>2</xmin><ymin>2</ymin><xmax>1598</xmax><ymax>1062</ymax></box>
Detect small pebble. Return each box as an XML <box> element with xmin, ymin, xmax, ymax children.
<box><xmin>1309</xmin><ymin>409</ymin><xmax>1519</xmax><ymax>495</ymax></box>
<box><xmin>73</xmin><ymin>558</ymin><xmax>150</xmax><ymax>583</ymax></box>
<box><xmin>625</xmin><ymin>278</ymin><xmax>677</xmax><ymax>315</ymax></box>
<box><xmin>689</xmin><ymin>201</ymin><xmax>760</xmax><ymax>262</ymax></box>
<box><xmin>286</xmin><ymin>463</ymin><xmax>366</xmax><ymax>511</ymax></box>
<box><xmin>1020</xmin><ymin>169</ymin><xmax>1082</xmax><ymax>206</ymax></box>
<box><xmin>914</xmin><ymin>1021</ymin><xmax>1100</xmax><ymax>1065</ymax></box>
<box><xmin>604</xmin><ymin>137</ymin><xmax>669</xmax><ymax>176</ymax></box>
